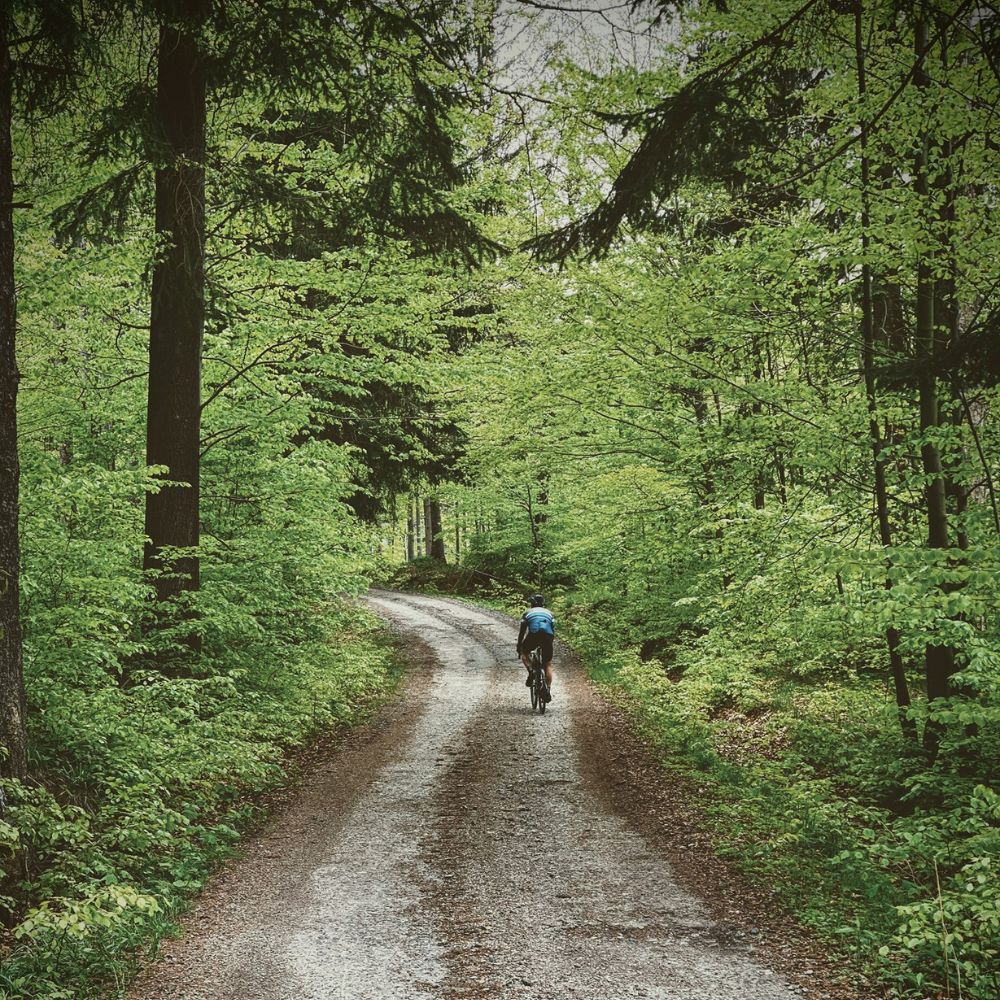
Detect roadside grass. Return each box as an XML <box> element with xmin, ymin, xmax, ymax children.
<box><xmin>0</xmin><ymin>609</ymin><xmax>404</xmax><ymax>1000</ymax></box>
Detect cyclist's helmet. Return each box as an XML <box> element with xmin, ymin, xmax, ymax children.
<box><xmin>529</xmin><ymin>593</ymin><xmax>545</xmax><ymax>607</ymax></box>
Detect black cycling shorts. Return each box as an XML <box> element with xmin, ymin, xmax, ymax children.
<box><xmin>522</xmin><ymin>631</ymin><xmax>554</xmax><ymax>662</ymax></box>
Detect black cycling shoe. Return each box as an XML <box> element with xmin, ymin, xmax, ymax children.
<box><xmin>525</xmin><ymin>674</ymin><xmax>533</xmax><ymax>687</ymax></box>
<box><xmin>542</xmin><ymin>687</ymin><xmax>552</xmax><ymax>703</ymax></box>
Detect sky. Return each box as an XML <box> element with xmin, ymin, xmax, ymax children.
<box><xmin>495</xmin><ymin>0</ymin><xmax>673</xmax><ymax>89</ymax></box>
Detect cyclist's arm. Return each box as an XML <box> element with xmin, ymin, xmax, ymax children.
<box><xmin>516</xmin><ymin>618</ymin><xmax>528</xmax><ymax>653</ymax></box>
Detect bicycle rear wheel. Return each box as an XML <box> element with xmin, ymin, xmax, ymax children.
<box><xmin>529</xmin><ymin>651</ymin><xmax>543</xmax><ymax>711</ymax></box>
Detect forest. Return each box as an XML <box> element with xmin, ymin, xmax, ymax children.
<box><xmin>0</xmin><ymin>1</ymin><xmax>998</xmax><ymax>998</ymax></box>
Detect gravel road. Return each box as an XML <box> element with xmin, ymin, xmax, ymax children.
<box><xmin>128</xmin><ymin>591</ymin><xmax>812</xmax><ymax>1000</ymax></box>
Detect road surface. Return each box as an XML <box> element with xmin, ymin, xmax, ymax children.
<box><xmin>129</xmin><ymin>591</ymin><xmax>816</xmax><ymax>1000</ymax></box>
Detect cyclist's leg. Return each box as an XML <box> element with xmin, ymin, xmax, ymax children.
<box><xmin>521</xmin><ymin>633</ymin><xmax>538</xmax><ymax>673</ymax></box>
<box><xmin>542</xmin><ymin>634</ymin><xmax>554</xmax><ymax>689</ymax></box>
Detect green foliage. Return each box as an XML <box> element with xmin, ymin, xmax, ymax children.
<box><xmin>5</xmin><ymin>1</ymin><xmax>999</xmax><ymax>998</ymax></box>
<box><xmin>4</xmin><ymin>279</ymin><xmax>402</xmax><ymax>990</ymax></box>
<box><xmin>0</xmin><ymin>613</ymin><xmax>400</xmax><ymax>999</ymax></box>
<box><xmin>883</xmin><ymin>851</ymin><xmax>999</xmax><ymax>1000</ymax></box>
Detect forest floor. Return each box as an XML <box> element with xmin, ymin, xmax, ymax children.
<box><xmin>127</xmin><ymin>592</ymin><xmax>881</xmax><ymax>1000</ymax></box>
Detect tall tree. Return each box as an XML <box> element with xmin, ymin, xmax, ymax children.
<box><xmin>1</xmin><ymin>2</ymin><xmax>95</xmax><ymax>932</ymax></box>
<box><xmin>912</xmin><ymin>6</ymin><xmax>956</xmax><ymax>756</ymax></box>
<box><xmin>143</xmin><ymin>0</ymin><xmax>210</xmax><ymax>621</ymax></box>
<box><xmin>525</xmin><ymin>0</ymin><xmax>997</xmax><ymax>754</ymax></box>
<box><xmin>854</xmin><ymin>1</ymin><xmax>915</xmax><ymax>740</ymax></box>
<box><xmin>134</xmin><ymin>0</ymin><xmax>485</xmax><ymax>639</ymax></box>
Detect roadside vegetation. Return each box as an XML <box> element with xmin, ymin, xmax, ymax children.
<box><xmin>0</xmin><ymin>616</ymin><xmax>400</xmax><ymax>998</ymax></box>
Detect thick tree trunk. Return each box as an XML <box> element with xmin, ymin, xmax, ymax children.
<box><xmin>143</xmin><ymin>7</ymin><xmax>208</xmax><ymax>628</ymax></box>
<box><xmin>0</xmin><ymin>18</ymin><xmax>28</xmax><ymax>783</ymax></box>
<box><xmin>855</xmin><ymin>4</ymin><xmax>915</xmax><ymax>740</ymax></box>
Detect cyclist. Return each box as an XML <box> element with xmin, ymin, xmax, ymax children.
<box><xmin>516</xmin><ymin>594</ymin><xmax>555</xmax><ymax>701</ymax></box>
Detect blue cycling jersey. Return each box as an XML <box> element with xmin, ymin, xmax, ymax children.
<box><xmin>522</xmin><ymin>607</ymin><xmax>555</xmax><ymax>636</ymax></box>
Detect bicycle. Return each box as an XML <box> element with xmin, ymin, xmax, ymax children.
<box><xmin>528</xmin><ymin>647</ymin><xmax>550</xmax><ymax>714</ymax></box>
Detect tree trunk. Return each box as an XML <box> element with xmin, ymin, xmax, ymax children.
<box><xmin>143</xmin><ymin>6</ymin><xmax>208</xmax><ymax>633</ymax></box>
<box><xmin>855</xmin><ymin>3</ymin><xmax>915</xmax><ymax>740</ymax></box>
<box><xmin>534</xmin><ymin>473</ymin><xmax>549</xmax><ymax>528</ymax></box>
<box><xmin>914</xmin><ymin>10</ymin><xmax>956</xmax><ymax>757</ymax></box>
<box><xmin>526</xmin><ymin>486</ymin><xmax>540</xmax><ymax>549</ymax></box>
<box><xmin>522</xmin><ymin>485</ymin><xmax>543</xmax><ymax>582</ymax></box>
<box><xmin>689</xmin><ymin>388</ymin><xmax>729</xmax><ymax>589</ymax></box>
<box><xmin>414</xmin><ymin>495</ymin><xmax>422</xmax><ymax>556</ymax></box>
<box><xmin>930</xmin><ymin>18</ymin><xmax>974</xmax><ymax>762</ymax></box>
<box><xmin>0</xmin><ymin>15</ymin><xmax>28</xmax><ymax>783</ymax></box>
<box><xmin>933</xmin><ymin>32</ymin><xmax>969</xmax><ymax>555</ymax></box>
<box><xmin>427</xmin><ymin>498</ymin><xmax>445</xmax><ymax>561</ymax></box>
<box><xmin>750</xmin><ymin>338</ymin><xmax>765</xmax><ymax>510</ymax></box>
<box><xmin>406</xmin><ymin>499</ymin><xmax>415</xmax><ymax>561</ymax></box>
<box><xmin>764</xmin><ymin>335</ymin><xmax>788</xmax><ymax>505</ymax></box>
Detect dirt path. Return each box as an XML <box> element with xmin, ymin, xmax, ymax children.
<box><xmin>129</xmin><ymin>592</ymin><xmax>864</xmax><ymax>1000</ymax></box>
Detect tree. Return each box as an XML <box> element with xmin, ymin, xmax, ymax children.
<box><xmin>124</xmin><ymin>1</ymin><xmax>488</xmax><ymax>643</ymax></box>
<box><xmin>854</xmin><ymin>1</ymin><xmax>915</xmax><ymax>740</ymax></box>
<box><xmin>1</xmin><ymin>1</ymin><xmax>102</xmax><ymax>936</ymax></box>
<box><xmin>143</xmin><ymin>0</ymin><xmax>210</xmax><ymax>623</ymax></box>
<box><xmin>426</xmin><ymin>497</ymin><xmax>446</xmax><ymax>560</ymax></box>
<box><xmin>523</xmin><ymin>0</ymin><xmax>999</xmax><ymax>755</ymax></box>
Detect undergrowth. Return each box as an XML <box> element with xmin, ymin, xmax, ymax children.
<box><xmin>0</xmin><ymin>610</ymin><xmax>401</xmax><ymax>1000</ymax></box>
